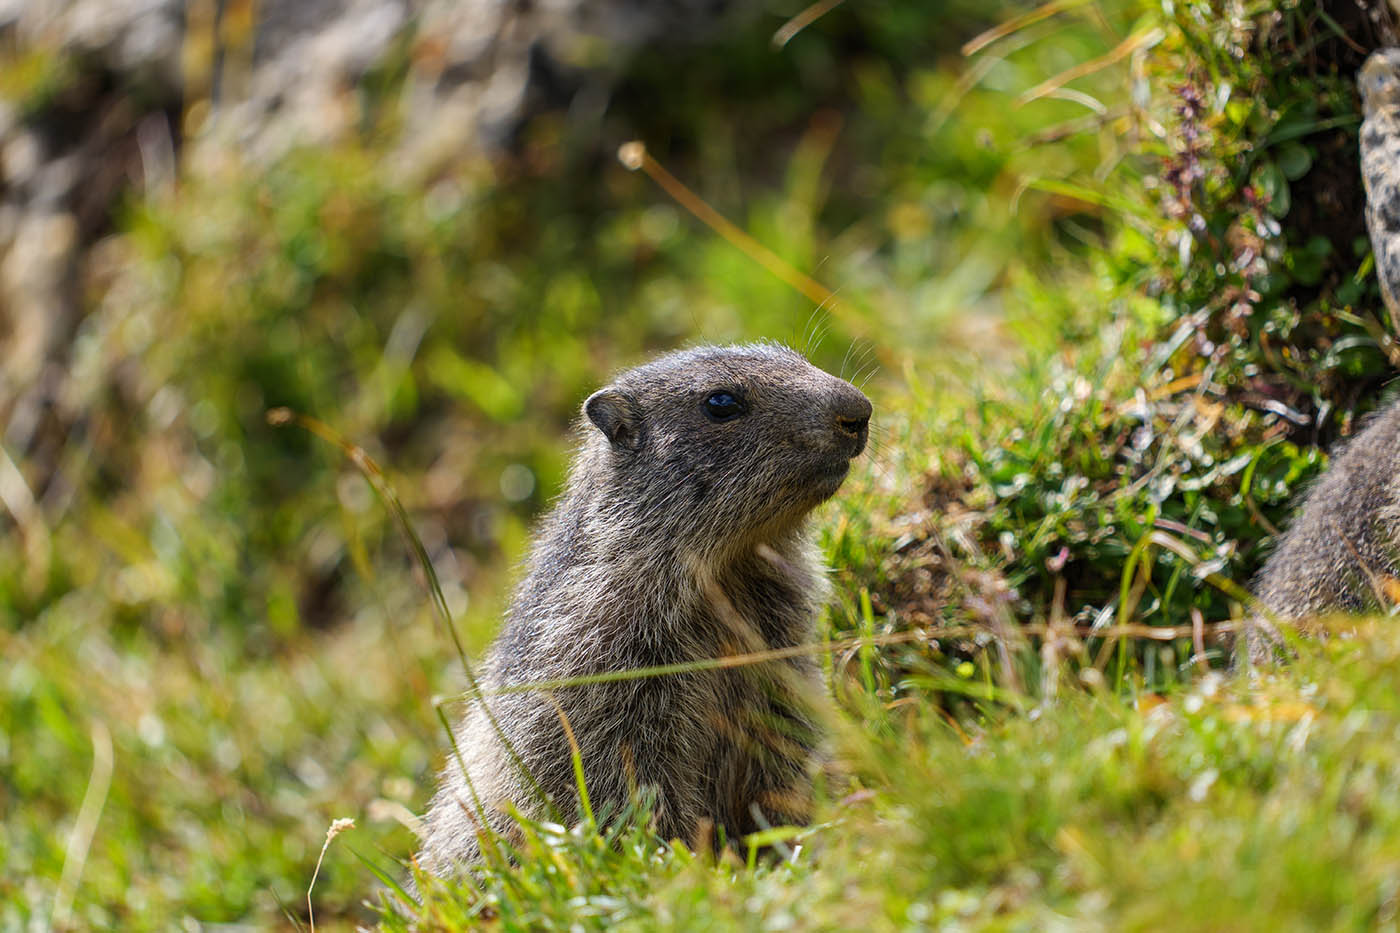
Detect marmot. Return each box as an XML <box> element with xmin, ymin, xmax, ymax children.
<box><xmin>419</xmin><ymin>342</ymin><xmax>872</xmax><ymax>872</ymax></box>
<box><xmin>1252</xmin><ymin>399</ymin><xmax>1400</xmax><ymax>641</ymax></box>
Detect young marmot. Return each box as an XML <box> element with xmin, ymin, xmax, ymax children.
<box><xmin>418</xmin><ymin>343</ymin><xmax>872</xmax><ymax>872</ymax></box>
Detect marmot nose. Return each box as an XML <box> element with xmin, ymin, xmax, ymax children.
<box><xmin>832</xmin><ymin>390</ymin><xmax>872</xmax><ymax>455</ymax></box>
<box><xmin>836</xmin><ymin>412</ymin><xmax>870</xmax><ymax>437</ymax></box>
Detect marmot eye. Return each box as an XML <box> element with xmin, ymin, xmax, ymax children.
<box><xmin>703</xmin><ymin>391</ymin><xmax>747</xmax><ymax>422</ymax></box>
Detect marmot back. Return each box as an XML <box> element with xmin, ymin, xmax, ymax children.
<box><xmin>1253</xmin><ymin>400</ymin><xmax>1400</xmax><ymax>627</ymax></box>
<box><xmin>419</xmin><ymin>342</ymin><xmax>872</xmax><ymax>872</ymax></box>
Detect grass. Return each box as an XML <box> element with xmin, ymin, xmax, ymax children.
<box><xmin>6</xmin><ymin>0</ymin><xmax>1400</xmax><ymax>928</ymax></box>
<box><xmin>378</xmin><ymin>620</ymin><xmax>1400</xmax><ymax>930</ymax></box>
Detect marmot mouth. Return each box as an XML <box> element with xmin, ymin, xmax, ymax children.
<box><xmin>811</xmin><ymin>460</ymin><xmax>852</xmax><ymax>497</ymax></box>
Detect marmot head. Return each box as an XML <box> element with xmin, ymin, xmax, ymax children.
<box><xmin>580</xmin><ymin>343</ymin><xmax>871</xmax><ymax>548</ymax></box>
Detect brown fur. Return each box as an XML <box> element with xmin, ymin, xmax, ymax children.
<box><xmin>418</xmin><ymin>343</ymin><xmax>871</xmax><ymax>872</ymax></box>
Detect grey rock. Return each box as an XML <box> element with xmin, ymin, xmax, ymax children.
<box><xmin>1361</xmin><ymin>49</ymin><xmax>1400</xmax><ymax>329</ymax></box>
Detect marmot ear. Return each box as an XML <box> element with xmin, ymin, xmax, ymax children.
<box><xmin>584</xmin><ymin>389</ymin><xmax>644</xmax><ymax>452</ymax></box>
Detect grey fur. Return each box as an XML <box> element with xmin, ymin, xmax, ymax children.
<box><xmin>1252</xmin><ymin>401</ymin><xmax>1400</xmax><ymax>649</ymax></box>
<box><xmin>418</xmin><ymin>343</ymin><xmax>872</xmax><ymax>873</ymax></box>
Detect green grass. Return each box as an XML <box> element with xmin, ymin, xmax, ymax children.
<box><xmin>378</xmin><ymin>623</ymin><xmax>1400</xmax><ymax>930</ymax></box>
<box><xmin>5</xmin><ymin>0</ymin><xmax>1400</xmax><ymax>928</ymax></box>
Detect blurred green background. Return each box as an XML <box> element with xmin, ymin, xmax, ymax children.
<box><xmin>3</xmin><ymin>0</ymin><xmax>1395</xmax><ymax>927</ymax></box>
